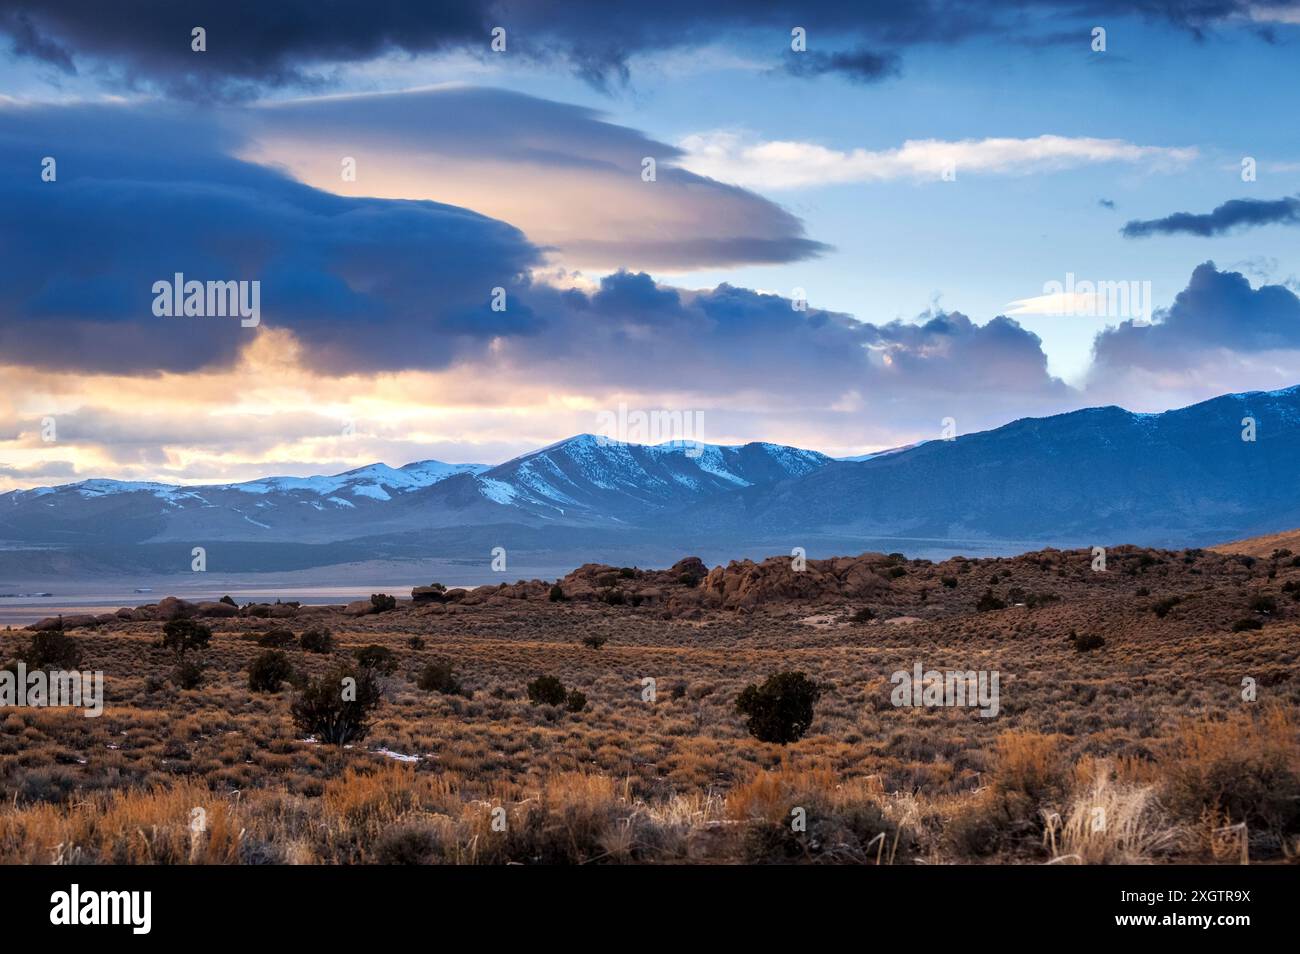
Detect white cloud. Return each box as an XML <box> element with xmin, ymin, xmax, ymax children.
<box><xmin>678</xmin><ymin>131</ymin><xmax>1198</xmax><ymax>189</ymax></box>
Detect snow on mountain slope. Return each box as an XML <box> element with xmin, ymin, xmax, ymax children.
<box><xmin>471</xmin><ymin>434</ymin><xmax>832</xmax><ymax>517</ymax></box>
<box><xmin>11</xmin><ymin>459</ymin><xmax>489</xmax><ymax>505</ymax></box>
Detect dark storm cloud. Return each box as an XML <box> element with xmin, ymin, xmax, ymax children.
<box><xmin>1091</xmin><ymin>262</ymin><xmax>1300</xmax><ymax>372</ymax></box>
<box><xmin>507</xmin><ymin>271</ymin><xmax>1070</xmax><ymax>415</ymax></box>
<box><xmin>1121</xmin><ymin>196</ymin><xmax>1300</xmax><ymax>237</ymax></box>
<box><xmin>0</xmin><ymin>102</ymin><xmax>541</xmax><ymax>375</ymax></box>
<box><xmin>0</xmin><ymin>0</ymin><xmax>1261</xmax><ymax>97</ymax></box>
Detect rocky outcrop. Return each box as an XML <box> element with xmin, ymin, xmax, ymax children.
<box><xmin>195</xmin><ymin>600</ymin><xmax>239</xmax><ymax>618</ymax></box>
<box><xmin>701</xmin><ymin>554</ymin><xmax>892</xmax><ymax>610</ymax></box>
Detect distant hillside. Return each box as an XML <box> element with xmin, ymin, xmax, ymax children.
<box><xmin>1212</xmin><ymin>528</ymin><xmax>1300</xmax><ymax>558</ymax></box>
<box><xmin>3</xmin><ymin>385</ymin><xmax>1299</xmax><ymax>577</ymax></box>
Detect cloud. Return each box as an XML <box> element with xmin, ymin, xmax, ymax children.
<box><xmin>677</xmin><ymin>131</ymin><xmax>1197</xmax><ymax>189</ymax></box>
<box><xmin>0</xmin><ymin>1</ymin><xmax>1267</xmax><ymax>97</ymax></box>
<box><xmin>0</xmin><ymin>100</ymin><xmax>545</xmax><ymax>375</ymax></box>
<box><xmin>781</xmin><ymin>46</ymin><xmax>900</xmax><ymax>83</ymax></box>
<box><xmin>239</xmin><ymin>86</ymin><xmax>829</xmax><ymax>271</ymax></box>
<box><xmin>1086</xmin><ymin>262</ymin><xmax>1300</xmax><ymax>403</ymax></box>
<box><xmin>1121</xmin><ymin>195</ymin><xmax>1300</xmax><ymax>237</ymax></box>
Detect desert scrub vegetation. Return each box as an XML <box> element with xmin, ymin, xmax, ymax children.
<box><xmin>0</xmin><ymin>542</ymin><xmax>1296</xmax><ymax>863</ymax></box>
<box><xmin>735</xmin><ymin>671</ymin><xmax>823</xmax><ymax>744</ymax></box>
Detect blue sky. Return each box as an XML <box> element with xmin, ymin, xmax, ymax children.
<box><xmin>2</xmin><ymin>2</ymin><xmax>1299</xmax><ymax>486</ymax></box>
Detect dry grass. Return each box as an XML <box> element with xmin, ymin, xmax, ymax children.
<box><xmin>0</xmin><ymin>543</ymin><xmax>1297</xmax><ymax>863</ymax></box>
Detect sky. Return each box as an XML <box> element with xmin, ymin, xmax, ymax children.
<box><xmin>2</xmin><ymin>1</ymin><xmax>1300</xmax><ymax>489</ymax></box>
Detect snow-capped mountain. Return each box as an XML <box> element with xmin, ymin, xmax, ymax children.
<box><xmin>469</xmin><ymin>435</ymin><xmax>831</xmax><ymax>520</ymax></box>
<box><xmin>3</xmin><ymin>386</ymin><xmax>1299</xmax><ymax>578</ymax></box>
<box><xmin>0</xmin><ymin>437</ymin><xmax>832</xmax><ymax>548</ymax></box>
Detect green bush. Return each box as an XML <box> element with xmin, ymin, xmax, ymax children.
<box><xmin>172</xmin><ymin>659</ymin><xmax>204</xmax><ymax>689</ymax></box>
<box><xmin>257</xmin><ymin>628</ymin><xmax>295</xmax><ymax>648</ymax></box>
<box><xmin>548</xmin><ymin>584</ymin><xmax>565</xmax><ymax>602</ymax></box>
<box><xmin>527</xmin><ymin>675</ymin><xmax>567</xmax><ymax>706</ymax></box>
<box><xmin>735</xmin><ymin>671</ymin><xmax>823</xmax><ymax>744</ymax></box>
<box><xmin>1249</xmin><ymin>595</ymin><xmax>1278</xmax><ymax>614</ymax></box>
<box><xmin>354</xmin><ymin>644</ymin><xmax>396</xmax><ymax>673</ymax></box>
<box><xmin>20</xmin><ymin>630</ymin><xmax>82</xmax><ymax>671</ymax></box>
<box><xmin>299</xmin><ymin>626</ymin><xmax>335</xmax><ymax>653</ymax></box>
<box><xmin>161</xmin><ymin>618</ymin><xmax>212</xmax><ymax>658</ymax></box>
<box><xmin>1152</xmin><ymin>596</ymin><xmax>1182</xmax><ymax>618</ymax></box>
<box><xmin>1070</xmin><ymin>631</ymin><xmax>1105</xmax><ymax>652</ymax></box>
<box><xmin>1231</xmin><ymin>617</ymin><xmax>1263</xmax><ymax>632</ymax></box>
<box><xmin>565</xmin><ymin>689</ymin><xmax>588</xmax><ymax>713</ymax></box>
<box><xmin>941</xmin><ymin>576</ymin><xmax>958</xmax><ymax>588</ymax></box>
<box><xmin>248</xmin><ymin>650</ymin><xmax>294</xmax><ymax>692</ymax></box>
<box><xmin>416</xmin><ymin>660</ymin><xmax>465</xmax><ymax>696</ymax></box>
<box><xmin>581</xmin><ymin>634</ymin><xmax>608</xmax><ymax>649</ymax></box>
<box><xmin>290</xmin><ymin>665</ymin><xmax>382</xmax><ymax>745</ymax></box>
<box><xmin>370</xmin><ymin>593</ymin><xmax>397</xmax><ymax>613</ymax></box>
<box><xmin>975</xmin><ymin>589</ymin><xmax>1006</xmax><ymax>612</ymax></box>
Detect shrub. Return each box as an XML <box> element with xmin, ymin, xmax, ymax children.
<box><xmin>975</xmin><ymin>589</ymin><xmax>1006</xmax><ymax>612</ymax></box>
<box><xmin>565</xmin><ymin>689</ymin><xmax>588</xmax><ymax>713</ymax></box>
<box><xmin>161</xmin><ymin>618</ymin><xmax>211</xmax><ymax>658</ymax></box>
<box><xmin>734</xmin><ymin>671</ymin><xmax>823</xmax><ymax>744</ymax></box>
<box><xmin>1152</xmin><ymin>596</ymin><xmax>1181</xmax><ymax>618</ymax></box>
<box><xmin>257</xmin><ymin>628</ymin><xmax>295</xmax><ymax>648</ymax></box>
<box><xmin>416</xmin><ymin>660</ymin><xmax>465</xmax><ymax>696</ymax></box>
<box><xmin>600</xmin><ymin>588</ymin><xmax>625</xmax><ymax>605</ymax></box>
<box><xmin>548</xmin><ymin>584</ymin><xmax>565</xmax><ymax>602</ymax></box>
<box><xmin>618</xmin><ymin>567</ymin><xmax>636</xmax><ymax>579</ymax></box>
<box><xmin>850</xmin><ymin>607</ymin><xmax>874</xmax><ymax>623</ymax></box>
<box><xmin>941</xmin><ymin>576</ymin><xmax>958</xmax><ymax>588</ymax></box>
<box><xmin>172</xmin><ymin>659</ymin><xmax>204</xmax><ymax>690</ymax></box>
<box><xmin>299</xmin><ymin>627</ymin><xmax>335</xmax><ymax>653</ymax></box>
<box><xmin>1231</xmin><ymin>617</ymin><xmax>1263</xmax><ymax>632</ymax></box>
<box><xmin>20</xmin><ymin>630</ymin><xmax>82</xmax><ymax>671</ymax></box>
<box><xmin>290</xmin><ymin>665</ymin><xmax>382</xmax><ymax>745</ymax></box>
<box><xmin>581</xmin><ymin>634</ymin><xmax>608</xmax><ymax>649</ymax></box>
<box><xmin>354</xmin><ymin>644</ymin><xmax>396</xmax><ymax>673</ymax></box>
<box><xmin>887</xmin><ymin>566</ymin><xmax>906</xmax><ymax>578</ymax></box>
<box><xmin>1249</xmin><ymin>594</ymin><xmax>1278</xmax><ymax>615</ymax></box>
<box><xmin>248</xmin><ymin>650</ymin><xmax>294</xmax><ymax>692</ymax></box>
<box><xmin>370</xmin><ymin>593</ymin><xmax>397</xmax><ymax>613</ymax></box>
<box><xmin>1162</xmin><ymin>708</ymin><xmax>1300</xmax><ymax>841</ymax></box>
<box><xmin>527</xmin><ymin>675</ymin><xmax>567</xmax><ymax>706</ymax></box>
<box><xmin>407</xmin><ymin>636</ymin><xmax>425</xmax><ymax>650</ymax></box>
<box><xmin>1071</xmin><ymin>631</ymin><xmax>1106</xmax><ymax>652</ymax></box>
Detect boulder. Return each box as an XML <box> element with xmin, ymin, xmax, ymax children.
<box><xmin>156</xmin><ymin>596</ymin><xmax>198</xmax><ymax>621</ymax></box>
<box><xmin>195</xmin><ymin>600</ymin><xmax>239</xmax><ymax>618</ymax></box>
<box><xmin>411</xmin><ymin>585</ymin><xmax>446</xmax><ymax>604</ymax></box>
<box><xmin>343</xmin><ymin>600</ymin><xmax>376</xmax><ymax>617</ymax></box>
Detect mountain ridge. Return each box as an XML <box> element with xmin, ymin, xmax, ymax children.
<box><xmin>3</xmin><ymin>384</ymin><xmax>1298</xmax><ymax>576</ymax></box>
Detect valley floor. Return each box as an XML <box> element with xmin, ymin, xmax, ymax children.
<box><xmin>1</xmin><ymin>544</ymin><xmax>1298</xmax><ymax>864</ymax></box>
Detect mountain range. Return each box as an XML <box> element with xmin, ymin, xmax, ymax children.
<box><xmin>3</xmin><ymin>385</ymin><xmax>1298</xmax><ymax>579</ymax></box>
